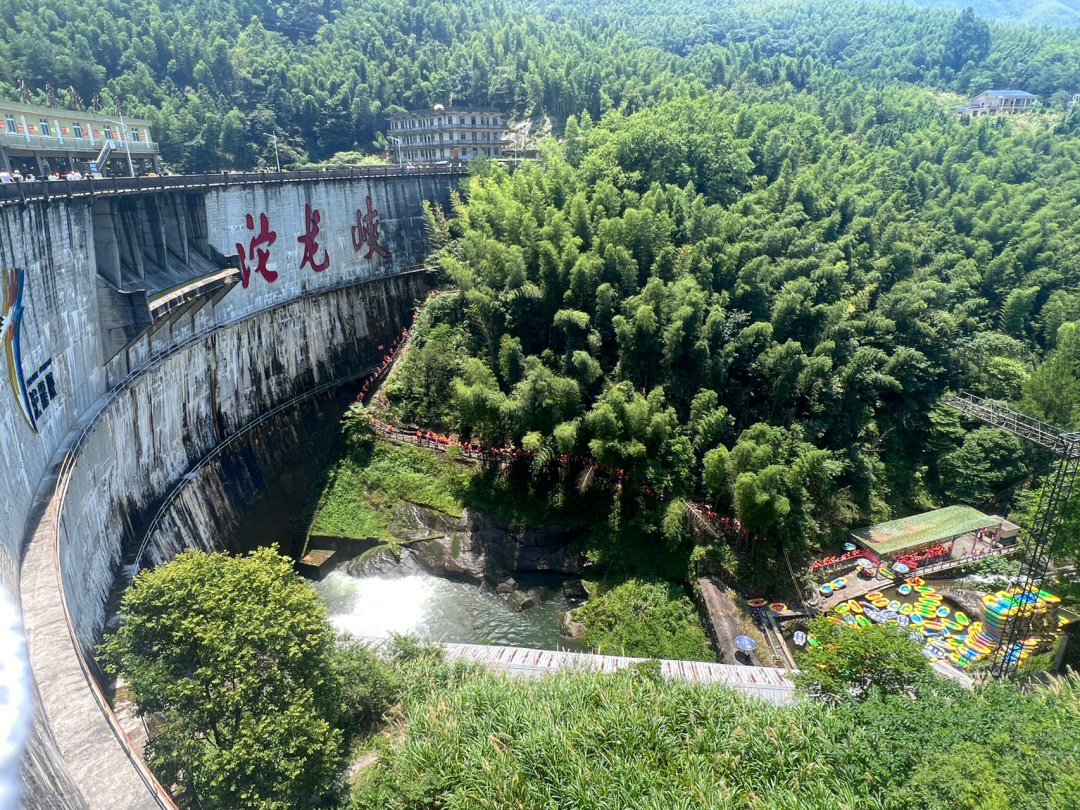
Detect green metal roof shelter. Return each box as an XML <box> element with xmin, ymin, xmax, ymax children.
<box><xmin>851</xmin><ymin>505</ymin><xmax>1001</xmax><ymax>558</ymax></box>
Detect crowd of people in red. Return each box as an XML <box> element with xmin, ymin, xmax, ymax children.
<box><xmin>354</xmin><ymin>325</ymin><xmax>410</xmax><ymax>403</ymax></box>
<box><xmin>371</xmin><ymin>413</ymin><xmax>666</xmax><ymax>500</ymax></box>
<box><xmin>687</xmin><ymin>503</ymin><xmax>758</xmax><ymax>546</ymax></box>
<box><xmin>894</xmin><ymin>542</ymin><xmax>950</xmax><ymax>570</ymax></box>
<box><xmin>356</xmin><ymin>319</ymin><xmax>665</xmax><ymax>500</ymax></box>
<box><xmin>810</xmin><ymin>548</ymin><xmax>872</xmax><ymax>572</ymax></box>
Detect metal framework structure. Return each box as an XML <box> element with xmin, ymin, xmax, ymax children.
<box><xmin>947</xmin><ymin>390</ymin><xmax>1080</xmax><ymax>678</ymax></box>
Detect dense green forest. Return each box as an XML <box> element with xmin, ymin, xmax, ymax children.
<box><xmin>4</xmin><ymin>0</ymin><xmax>1080</xmax><ymax>170</ymax></box>
<box><xmin>887</xmin><ymin>0</ymin><xmax>1080</xmax><ymax>29</ymax></box>
<box><xmin>387</xmin><ymin>82</ymin><xmax>1080</xmax><ymax>565</ymax></box>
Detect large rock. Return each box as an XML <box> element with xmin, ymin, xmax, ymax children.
<box><xmin>506</xmin><ymin>589</ymin><xmax>537</xmax><ymax>612</ymax></box>
<box><xmin>560</xmin><ymin>610</ymin><xmax>587</xmax><ymax>641</ymax></box>
<box><xmin>495</xmin><ymin>577</ymin><xmax>518</xmax><ymax>594</ymax></box>
<box><xmin>938</xmin><ymin>586</ymin><xmax>988</xmax><ymax>619</ymax></box>
<box><xmin>563</xmin><ymin>578</ymin><xmax>589</xmax><ymax>601</ymax></box>
<box><xmin>370</xmin><ymin>502</ymin><xmax>587</xmax><ymax>581</ymax></box>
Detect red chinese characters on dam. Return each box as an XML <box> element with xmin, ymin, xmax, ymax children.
<box><xmin>236</xmin><ymin>198</ymin><xmax>391</xmax><ymax>287</ymax></box>
<box><xmin>351</xmin><ymin>195</ymin><xmax>391</xmax><ymax>260</ymax></box>
<box><xmin>297</xmin><ymin>203</ymin><xmax>330</xmax><ymax>273</ymax></box>
<box><xmin>236</xmin><ymin>213</ymin><xmax>278</xmax><ymax>288</ymax></box>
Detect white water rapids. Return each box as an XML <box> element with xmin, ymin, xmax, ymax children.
<box><xmin>315</xmin><ymin>570</ymin><xmax>587</xmax><ymax>651</ymax></box>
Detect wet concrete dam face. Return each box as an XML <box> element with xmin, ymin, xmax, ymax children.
<box><xmin>0</xmin><ymin>167</ymin><xmax>460</xmax><ymax>810</ymax></box>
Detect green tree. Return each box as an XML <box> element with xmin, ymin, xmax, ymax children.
<box><xmin>99</xmin><ymin>549</ymin><xmax>347</xmax><ymax>810</ymax></box>
<box><xmin>1021</xmin><ymin>321</ymin><xmax>1080</xmax><ymax>430</ymax></box>
<box><xmin>794</xmin><ymin>617</ymin><xmax>932</xmax><ymax>703</ymax></box>
<box><xmin>945</xmin><ymin>7</ymin><xmax>991</xmax><ymax>69</ymax></box>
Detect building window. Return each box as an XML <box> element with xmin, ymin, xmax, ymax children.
<box><xmin>105</xmin><ymin>126</ymin><xmax>114</xmax><ymax>140</ymax></box>
<box><xmin>73</xmin><ymin>122</ymin><xmax>83</xmax><ymax>138</ymax></box>
<box><xmin>39</xmin><ymin>118</ymin><xmax>51</xmax><ymax>136</ymax></box>
<box><xmin>471</xmin><ymin>116</ymin><xmax>476</xmax><ymax>125</ymax></box>
<box><xmin>4</xmin><ymin>114</ymin><xmax>15</xmax><ymax>133</ymax></box>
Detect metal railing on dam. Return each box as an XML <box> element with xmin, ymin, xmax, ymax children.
<box><xmin>0</xmin><ymin>162</ymin><xmax>469</xmax><ymax>206</ymax></box>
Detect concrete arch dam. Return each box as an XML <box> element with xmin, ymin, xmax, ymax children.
<box><xmin>1</xmin><ymin>167</ymin><xmax>461</xmax><ymax>810</ymax></box>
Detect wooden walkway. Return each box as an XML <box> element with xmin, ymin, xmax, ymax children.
<box><xmin>357</xmin><ymin>636</ymin><xmax>797</xmax><ymax>705</ymax></box>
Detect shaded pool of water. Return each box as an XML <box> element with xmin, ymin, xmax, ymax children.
<box><xmin>315</xmin><ymin>570</ymin><xmax>589</xmax><ymax>652</ymax></box>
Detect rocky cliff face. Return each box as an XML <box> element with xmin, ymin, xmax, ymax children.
<box><xmin>353</xmin><ymin>503</ymin><xmax>587</xmax><ymax>582</ymax></box>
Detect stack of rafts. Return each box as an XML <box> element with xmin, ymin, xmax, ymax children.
<box><xmin>827</xmin><ymin>579</ymin><xmax>1068</xmax><ymax>671</ymax></box>
<box><xmin>956</xmin><ymin>588</ymin><xmax>1064</xmax><ymax>669</ymax></box>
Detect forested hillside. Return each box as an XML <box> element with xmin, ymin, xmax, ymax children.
<box><xmin>388</xmin><ymin>82</ymin><xmax>1080</xmax><ymax>559</ymax></box>
<box><xmin>3</xmin><ymin>0</ymin><xmax>1080</xmax><ymax>170</ymax></box>
<box><xmin>885</xmin><ymin>0</ymin><xmax>1080</xmax><ymax>28</ymax></box>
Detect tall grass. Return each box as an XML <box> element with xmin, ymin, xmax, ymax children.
<box><xmin>310</xmin><ymin>443</ymin><xmax>470</xmax><ymax>540</ymax></box>
<box><xmin>351</xmin><ymin>658</ymin><xmax>1080</xmax><ymax>810</ymax></box>
<box><xmin>353</xmin><ymin>665</ymin><xmax>874</xmax><ymax>810</ymax></box>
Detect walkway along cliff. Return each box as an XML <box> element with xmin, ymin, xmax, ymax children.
<box><xmin>1</xmin><ymin>166</ymin><xmax>461</xmax><ymax>810</ymax></box>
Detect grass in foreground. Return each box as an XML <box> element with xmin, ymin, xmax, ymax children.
<box><xmin>351</xmin><ymin>651</ymin><xmax>1080</xmax><ymax>810</ymax></box>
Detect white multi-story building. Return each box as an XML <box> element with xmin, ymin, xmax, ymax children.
<box><xmin>387</xmin><ymin>105</ymin><xmax>507</xmax><ymax>163</ymax></box>
<box><xmin>957</xmin><ymin>90</ymin><xmax>1036</xmax><ymax>118</ymax></box>
<box><xmin>0</xmin><ymin>99</ymin><xmax>158</xmax><ymax>176</ymax></box>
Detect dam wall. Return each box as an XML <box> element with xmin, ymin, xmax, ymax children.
<box><xmin>56</xmin><ymin>272</ymin><xmax>426</xmax><ymax>651</ymax></box>
<box><xmin>1</xmin><ymin>167</ymin><xmax>457</xmax><ymax>810</ymax></box>
<box><xmin>0</xmin><ymin>201</ymin><xmax>108</xmax><ymax>589</ymax></box>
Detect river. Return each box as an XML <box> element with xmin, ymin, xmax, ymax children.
<box><xmin>315</xmin><ymin>570</ymin><xmax>589</xmax><ymax>652</ymax></box>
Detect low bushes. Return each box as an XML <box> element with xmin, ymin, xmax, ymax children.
<box><xmin>571</xmin><ymin>578</ymin><xmax>714</xmax><ymax>661</ymax></box>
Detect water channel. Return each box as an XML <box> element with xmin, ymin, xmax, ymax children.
<box><xmin>314</xmin><ymin>570</ymin><xmax>590</xmax><ymax>652</ymax></box>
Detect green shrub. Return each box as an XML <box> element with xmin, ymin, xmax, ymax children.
<box><xmin>573</xmin><ymin>578</ymin><xmax>714</xmax><ymax>661</ymax></box>
<box><xmin>794</xmin><ymin>616</ymin><xmax>934</xmax><ymax>702</ymax></box>
<box><xmin>333</xmin><ymin>640</ymin><xmax>401</xmax><ymax>736</ymax></box>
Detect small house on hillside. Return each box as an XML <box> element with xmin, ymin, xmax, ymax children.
<box><xmin>957</xmin><ymin>89</ymin><xmax>1036</xmax><ymax>118</ymax></box>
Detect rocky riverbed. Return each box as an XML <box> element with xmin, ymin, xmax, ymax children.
<box><xmin>343</xmin><ymin>501</ymin><xmax>586</xmax><ymax>580</ymax></box>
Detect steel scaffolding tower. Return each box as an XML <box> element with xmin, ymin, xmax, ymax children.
<box><xmin>946</xmin><ymin>390</ymin><xmax>1080</xmax><ymax>678</ymax></box>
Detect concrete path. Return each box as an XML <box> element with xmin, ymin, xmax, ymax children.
<box><xmin>19</xmin><ymin>408</ymin><xmax>168</xmax><ymax>810</ymax></box>
<box><xmin>358</xmin><ymin>636</ymin><xmax>798</xmax><ymax>704</ymax></box>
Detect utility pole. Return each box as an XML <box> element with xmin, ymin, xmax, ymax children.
<box><xmin>272</xmin><ymin>133</ymin><xmax>281</xmax><ymax>172</ymax></box>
